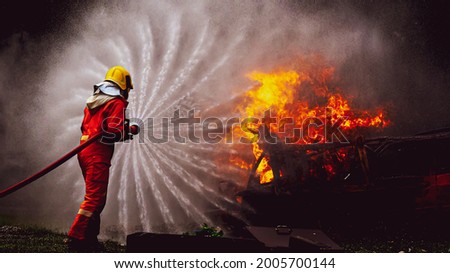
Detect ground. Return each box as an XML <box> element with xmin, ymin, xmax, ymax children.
<box><xmin>1</xmin><ymin>222</ymin><xmax>450</xmax><ymax>253</ymax></box>
<box><xmin>0</xmin><ymin>225</ymin><xmax>125</xmax><ymax>253</ymax></box>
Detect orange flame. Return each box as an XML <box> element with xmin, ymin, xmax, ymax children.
<box><xmin>232</xmin><ymin>56</ymin><xmax>390</xmax><ymax>184</ymax></box>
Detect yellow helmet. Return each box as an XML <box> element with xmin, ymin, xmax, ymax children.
<box><xmin>104</xmin><ymin>66</ymin><xmax>134</xmax><ymax>91</ymax></box>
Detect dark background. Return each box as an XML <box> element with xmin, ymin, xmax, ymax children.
<box><xmin>0</xmin><ymin>0</ymin><xmax>448</xmax><ymax>67</ymax></box>
<box><xmin>0</xmin><ymin>1</ymin><xmax>448</xmax><ymax>69</ymax></box>
<box><xmin>0</xmin><ymin>1</ymin><xmax>88</xmax><ymax>43</ymax></box>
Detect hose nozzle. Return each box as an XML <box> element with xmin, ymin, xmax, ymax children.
<box><xmin>129</xmin><ymin>122</ymin><xmax>140</xmax><ymax>135</ymax></box>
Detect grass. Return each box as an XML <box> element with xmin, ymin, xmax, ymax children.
<box><xmin>0</xmin><ymin>215</ymin><xmax>125</xmax><ymax>253</ymax></box>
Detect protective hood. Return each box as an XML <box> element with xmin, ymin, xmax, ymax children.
<box><xmin>86</xmin><ymin>93</ymin><xmax>116</xmax><ymax>110</ymax></box>
<box><xmin>93</xmin><ymin>81</ymin><xmax>122</xmax><ymax>97</ymax></box>
<box><xmin>86</xmin><ymin>82</ymin><xmax>124</xmax><ymax>110</ymax></box>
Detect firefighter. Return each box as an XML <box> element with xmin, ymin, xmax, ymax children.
<box><xmin>66</xmin><ymin>66</ymin><xmax>139</xmax><ymax>252</ymax></box>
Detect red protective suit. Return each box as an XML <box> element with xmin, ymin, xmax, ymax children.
<box><xmin>68</xmin><ymin>97</ymin><xmax>128</xmax><ymax>241</ymax></box>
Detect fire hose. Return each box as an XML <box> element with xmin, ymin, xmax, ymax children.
<box><xmin>0</xmin><ymin>119</ymin><xmax>140</xmax><ymax>198</ymax></box>
<box><xmin>0</xmin><ymin>132</ymin><xmax>103</xmax><ymax>198</ymax></box>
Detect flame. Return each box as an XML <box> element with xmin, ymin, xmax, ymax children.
<box><xmin>230</xmin><ymin>155</ymin><xmax>251</xmax><ymax>170</ymax></box>
<box><xmin>252</xmin><ymin>142</ymin><xmax>274</xmax><ymax>183</ymax></box>
<box><xmin>232</xmin><ymin>56</ymin><xmax>390</xmax><ymax>184</ymax></box>
<box><xmin>242</xmin><ymin>71</ymin><xmax>305</xmax><ymax>117</ymax></box>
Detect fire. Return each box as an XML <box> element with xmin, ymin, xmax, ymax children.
<box><xmin>230</xmin><ymin>155</ymin><xmax>251</xmax><ymax>171</ymax></box>
<box><xmin>242</xmin><ymin>71</ymin><xmax>305</xmax><ymax>117</ymax></box>
<box><xmin>232</xmin><ymin>56</ymin><xmax>390</xmax><ymax>184</ymax></box>
<box><xmin>252</xmin><ymin>142</ymin><xmax>274</xmax><ymax>183</ymax></box>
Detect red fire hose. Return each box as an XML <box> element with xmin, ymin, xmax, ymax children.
<box><xmin>0</xmin><ymin>132</ymin><xmax>103</xmax><ymax>198</ymax></box>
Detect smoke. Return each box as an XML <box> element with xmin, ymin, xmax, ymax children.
<box><xmin>0</xmin><ymin>0</ymin><xmax>448</xmax><ymax>241</ymax></box>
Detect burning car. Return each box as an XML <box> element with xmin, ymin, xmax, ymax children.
<box><xmin>224</xmin><ymin>56</ymin><xmax>450</xmax><ymax>228</ymax></box>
